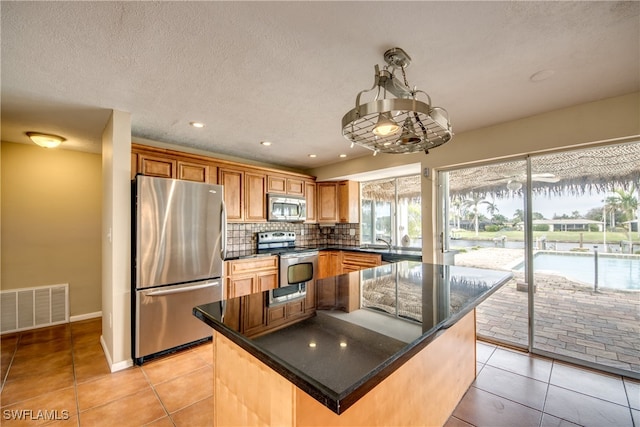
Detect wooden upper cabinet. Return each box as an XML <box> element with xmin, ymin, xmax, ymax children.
<box><xmin>305</xmin><ymin>181</ymin><xmax>317</xmax><ymax>223</ymax></box>
<box><xmin>287</xmin><ymin>178</ymin><xmax>304</xmax><ymax>196</ymax></box>
<box><xmin>137</xmin><ymin>153</ymin><xmax>176</xmax><ymax>178</ymax></box>
<box><xmin>219</xmin><ymin>168</ymin><xmax>244</xmax><ymax>221</ymax></box>
<box><xmin>317</xmin><ymin>182</ymin><xmax>339</xmax><ymax>223</ymax></box>
<box><xmin>267</xmin><ymin>175</ymin><xmax>286</xmax><ymax>194</ymax></box>
<box><xmin>245</xmin><ymin>172</ymin><xmax>267</xmax><ymax>222</ymax></box>
<box><xmin>338</xmin><ymin>180</ymin><xmax>360</xmax><ymax>223</ymax></box>
<box><xmin>177</xmin><ymin>160</ymin><xmax>209</xmax><ymax>183</ymax></box>
<box><xmin>268</xmin><ymin>175</ymin><xmax>305</xmax><ymax>197</ymax></box>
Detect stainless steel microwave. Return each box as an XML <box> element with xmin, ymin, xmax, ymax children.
<box><xmin>267</xmin><ymin>194</ymin><xmax>306</xmax><ymax>222</ymax></box>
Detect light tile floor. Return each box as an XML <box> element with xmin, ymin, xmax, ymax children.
<box><xmin>1</xmin><ymin>319</ymin><xmax>638</xmax><ymax>426</ymax></box>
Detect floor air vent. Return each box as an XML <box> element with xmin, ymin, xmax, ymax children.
<box><xmin>1</xmin><ymin>284</ymin><xmax>69</xmax><ymax>333</ymax></box>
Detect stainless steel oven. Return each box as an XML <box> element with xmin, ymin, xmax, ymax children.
<box><xmin>270</xmin><ymin>250</ymin><xmax>318</xmax><ymax>306</ymax></box>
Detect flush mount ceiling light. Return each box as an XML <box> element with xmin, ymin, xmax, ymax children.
<box><xmin>26</xmin><ymin>132</ymin><xmax>66</xmax><ymax>148</ymax></box>
<box><xmin>341</xmin><ymin>47</ymin><xmax>453</xmax><ymax>155</ymax></box>
<box><xmin>189</xmin><ymin>121</ymin><xmax>205</xmax><ymax>128</ymax></box>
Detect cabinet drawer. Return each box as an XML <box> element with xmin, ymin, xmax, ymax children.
<box><xmin>268</xmin><ymin>305</ymin><xmax>286</xmax><ymax>324</ymax></box>
<box><xmin>226</xmin><ymin>256</ymin><xmax>278</xmax><ymax>276</ymax></box>
<box><xmin>341</xmin><ymin>252</ymin><xmax>381</xmax><ymax>269</ymax></box>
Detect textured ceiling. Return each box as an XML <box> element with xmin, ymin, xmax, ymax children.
<box><xmin>1</xmin><ymin>1</ymin><xmax>639</xmax><ymax>170</ymax></box>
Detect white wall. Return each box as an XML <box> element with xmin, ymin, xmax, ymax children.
<box><xmin>101</xmin><ymin>109</ymin><xmax>132</xmax><ymax>371</ymax></box>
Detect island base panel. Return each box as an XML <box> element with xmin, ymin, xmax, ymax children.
<box><xmin>213</xmin><ymin>332</ymin><xmax>295</xmax><ymax>426</ymax></box>
<box><xmin>212</xmin><ymin>310</ymin><xmax>476</xmax><ymax>426</ymax></box>
<box><xmin>296</xmin><ymin>310</ymin><xmax>476</xmax><ymax>426</ymax></box>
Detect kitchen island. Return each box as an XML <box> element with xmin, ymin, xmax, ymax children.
<box><xmin>194</xmin><ymin>261</ymin><xmax>512</xmax><ymax>426</ymax></box>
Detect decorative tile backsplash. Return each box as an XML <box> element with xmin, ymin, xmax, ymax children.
<box><xmin>226</xmin><ymin>222</ymin><xmax>359</xmax><ymax>252</ymax></box>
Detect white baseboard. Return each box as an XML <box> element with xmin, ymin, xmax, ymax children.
<box><xmin>100</xmin><ymin>335</ymin><xmax>133</xmax><ymax>373</ymax></box>
<box><xmin>70</xmin><ymin>311</ymin><xmax>102</xmax><ymax>322</ymax></box>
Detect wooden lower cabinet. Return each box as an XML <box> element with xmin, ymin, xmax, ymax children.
<box><xmin>224</xmin><ymin>256</ymin><xmax>313</xmax><ymax>338</ymax></box>
<box><xmin>318</xmin><ymin>251</ymin><xmax>341</xmax><ymax>279</ymax></box>
<box><xmin>318</xmin><ymin>251</ymin><xmax>381</xmax><ymax>278</ymax></box>
<box><xmin>341</xmin><ymin>252</ymin><xmax>381</xmax><ymax>272</ymax></box>
<box><xmin>225</xmin><ymin>256</ymin><xmax>278</xmax><ymax>298</ymax></box>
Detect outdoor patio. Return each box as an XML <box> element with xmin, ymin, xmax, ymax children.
<box><xmin>455</xmin><ymin>248</ymin><xmax>640</xmax><ymax>375</ymax></box>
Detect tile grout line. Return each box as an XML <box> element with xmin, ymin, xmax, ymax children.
<box><xmin>139</xmin><ymin>362</ymin><xmax>176</xmax><ymax>426</ymax></box>
<box><xmin>538</xmin><ymin>359</ymin><xmax>553</xmax><ymax>427</ymax></box>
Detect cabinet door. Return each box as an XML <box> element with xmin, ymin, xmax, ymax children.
<box><xmin>227</xmin><ymin>276</ymin><xmax>253</xmax><ymax>299</ymax></box>
<box><xmin>317</xmin><ymin>182</ymin><xmax>338</xmax><ymax>222</ymax></box>
<box><xmin>219</xmin><ymin>168</ymin><xmax>243</xmax><ymax>221</ymax></box>
<box><xmin>329</xmin><ymin>251</ymin><xmax>341</xmax><ymax>276</ymax></box>
<box><xmin>339</xmin><ymin>180</ymin><xmax>360</xmax><ymax>223</ymax></box>
<box><xmin>305</xmin><ymin>181</ymin><xmax>317</xmax><ymax>223</ymax></box>
<box><xmin>138</xmin><ymin>154</ymin><xmax>176</xmax><ymax>178</ymax></box>
<box><xmin>304</xmin><ymin>280</ymin><xmax>316</xmax><ymax>312</ymax></box>
<box><xmin>243</xmin><ymin>292</ymin><xmax>268</xmax><ymax>336</ymax></box>
<box><xmin>245</xmin><ymin>172</ymin><xmax>267</xmax><ymax>222</ymax></box>
<box><xmin>316</xmin><ymin>278</ymin><xmax>337</xmax><ymax>309</ymax></box>
<box><xmin>255</xmin><ymin>270</ymin><xmax>278</xmax><ymax>293</ymax></box>
<box><xmin>317</xmin><ymin>252</ymin><xmax>330</xmax><ymax>279</ymax></box>
<box><xmin>287</xmin><ymin>179</ymin><xmax>304</xmax><ymax>196</ymax></box>
<box><xmin>267</xmin><ymin>175</ymin><xmax>286</xmax><ymax>194</ymax></box>
<box><xmin>177</xmin><ymin>160</ymin><xmax>209</xmax><ymax>183</ymax></box>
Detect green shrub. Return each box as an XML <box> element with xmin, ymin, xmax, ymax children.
<box><xmin>484</xmin><ymin>225</ymin><xmax>501</xmax><ymax>232</ymax></box>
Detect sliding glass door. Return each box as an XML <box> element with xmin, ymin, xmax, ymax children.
<box><xmin>530</xmin><ymin>144</ymin><xmax>640</xmax><ymax>376</ymax></box>
<box><xmin>443</xmin><ymin>159</ymin><xmax>528</xmax><ymax>348</ymax></box>
<box><xmin>440</xmin><ymin>141</ymin><xmax>639</xmax><ymax>377</ymax></box>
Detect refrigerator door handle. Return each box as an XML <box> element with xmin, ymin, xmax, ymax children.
<box><xmin>221</xmin><ymin>200</ymin><xmax>227</xmax><ymax>260</ymax></box>
<box><xmin>143</xmin><ymin>282</ymin><xmax>220</xmax><ymax>297</ymax></box>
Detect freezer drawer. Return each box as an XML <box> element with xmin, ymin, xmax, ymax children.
<box><xmin>134</xmin><ymin>279</ymin><xmax>223</xmax><ymax>363</ymax></box>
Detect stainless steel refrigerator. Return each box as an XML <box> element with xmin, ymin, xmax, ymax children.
<box><xmin>133</xmin><ymin>175</ymin><xmax>226</xmax><ymax>364</ymax></box>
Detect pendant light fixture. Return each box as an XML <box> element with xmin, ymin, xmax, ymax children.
<box><xmin>341</xmin><ymin>47</ymin><xmax>453</xmax><ymax>155</ymax></box>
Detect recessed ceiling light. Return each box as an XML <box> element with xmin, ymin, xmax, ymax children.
<box><xmin>308</xmin><ymin>154</ymin><xmax>317</xmax><ymax>158</ymax></box>
<box><xmin>260</xmin><ymin>141</ymin><xmax>272</xmax><ymax>146</ymax></box>
<box><xmin>189</xmin><ymin>121</ymin><xmax>205</xmax><ymax>128</ymax></box>
<box><xmin>529</xmin><ymin>69</ymin><xmax>555</xmax><ymax>82</ymax></box>
<box><xmin>339</xmin><ymin>154</ymin><xmax>347</xmax><ymax>158</ymax></box>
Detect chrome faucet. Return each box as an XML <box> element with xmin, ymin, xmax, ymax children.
<box><xmin>376</xmin><ymin>238</ymin><xmax>392</xmax><ymax>251</ymax></box>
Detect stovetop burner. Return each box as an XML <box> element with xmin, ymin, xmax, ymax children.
<box><xmin>256</xmin><ymin>230</ymin><xmax>316</xmax><ymax>256</ymax></box>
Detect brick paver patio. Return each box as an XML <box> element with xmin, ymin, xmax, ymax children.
<box><xmin>454</xmin><ymin>248</ymin><xmax>640</xmax><ymax>375</ymax></box>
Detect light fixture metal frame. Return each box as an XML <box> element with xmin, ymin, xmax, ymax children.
<box><xmin>341</xmin><ymin>47</ymin><xmax>453</xmax><ymax>155</ymax></box>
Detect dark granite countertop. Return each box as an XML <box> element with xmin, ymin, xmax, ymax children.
<box><xmin>224</xmin><ymin>245</ymin><xmax>422</xmax><ymax>262</ymax></box>
<box><xmin>194</xmin><ymin>261</ymin><xmax>511</xmax><ymax>414</ymax></box>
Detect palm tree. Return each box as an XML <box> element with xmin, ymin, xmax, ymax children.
<box><xmin>603</xmin><ymin>195</ymin><xmax>622</xmax><ymax>228</ymax></box>
<box><xmin>463</xmin><ymin>195</ymin><xmax>497</xmax><ymax>236</ymax></box>
<box><xmin>610</xmin><ymin>185</ymin><xmax>638</xmax><ymax>241</ymax></box>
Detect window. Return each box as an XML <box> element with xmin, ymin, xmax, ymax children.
<box><xmin>360</xmin><ymin>175</ymin><xmax>421</xmax><ymax>249</ymax></box>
